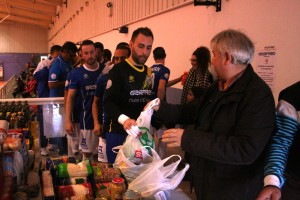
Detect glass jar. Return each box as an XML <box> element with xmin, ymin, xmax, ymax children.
<box><xmin>123</xmin><ymin>189</ymin><xmax>141</xmax><ymax>200</ymax></box>
<box><xmin>108</xmin><ymin>178</ymin><xmax>126</xmax><ymax>200</ymax></box>
<box><xmin>97</xmin><ymin>185</ymin><xmax>110</xmax><ymax>199</ymax></box>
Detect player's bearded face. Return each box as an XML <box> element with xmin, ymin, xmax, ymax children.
<box><xmin>86</xmin><ymin>57</ymin><xmax>96</xmax><ymax>65</ymax></box>
<box><xmin>81</xmin><ymin>45</ymin><xmax>97</xmax><ymax>66</ymax></box>
<box><xmin>131</xmin><ymin>47</ymin><xmax>149</xmax><ymax>65</ymax></box>
<box><xmin>130</xmin><ymin>34</ymin><xmax>153</xmax><ymax>65</ymax></box>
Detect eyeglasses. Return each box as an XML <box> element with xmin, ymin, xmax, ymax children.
<box><xmin>113</xmin><ymin>56</ymin><xmax>127</xmax><ymax>61</ymax></box>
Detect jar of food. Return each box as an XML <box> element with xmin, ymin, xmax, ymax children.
<box><xmin>97</xmin><ymin>185</ymin><xmax>110</xmax><ymax>199</ymax></box>
<box><xmin>108</xmin><ymin>178</ymin><xmax>126</xmax><ymax>200</ymax></box>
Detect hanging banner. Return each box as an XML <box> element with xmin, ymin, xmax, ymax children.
<box><xmin>256</xmin><ymin>46</ymin><xmax>276</xmax><ymax>91</ymax></box>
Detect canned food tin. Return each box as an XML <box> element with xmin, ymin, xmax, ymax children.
<box><xmin>123</xmin><ymin>189</ymin><xmax>141</xmax><ymax>200</ymax></box>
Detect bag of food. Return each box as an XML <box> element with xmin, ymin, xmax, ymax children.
<box><xmin>57</xmin><ymin>160</ymin><xmax>93</xmax><ymax>178</ymax></box>
<box><xmin>114</xmin><ymin>146</ymin><xmax>161</xmax><ymax>183</ymax></box>
<box><xmin>128</xmin><ymin>155</ymin><xmax>189</xmax><ymax>198</ymax></box>
<box><xmin>125</xmin><ymin>98</ymin><xmax>161</xmax><ymax>148</ymax></box>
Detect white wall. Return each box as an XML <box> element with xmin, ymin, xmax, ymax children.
<box><xmin>0</xmin><ymin>23</ymin><xmax>48</xmax><ymax>53</ymax></box>
<box><xmin>90</xmin><ymin>0</ymin><xmax>300</xmax><ymax>102</ymax></box>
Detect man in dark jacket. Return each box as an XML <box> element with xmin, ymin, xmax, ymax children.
<box><xmin>151</xmin><ymin>29</ymin><xmax>275</xmax><ymax>199</ymax></box>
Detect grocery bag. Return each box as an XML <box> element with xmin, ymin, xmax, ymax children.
<box><xmin>113</xmin><ymin>145</ymin><xmax>161</xmax><ymax>183</ymax></box>
<box><xmin>126</xmin><ymin>98</ymin><xmax>161</xmax><ymax>149</ymax></box>
<box><xmin>128</xmin><ymin>155</ymin><xmax>190</xmax><ymax>198</ymax></box>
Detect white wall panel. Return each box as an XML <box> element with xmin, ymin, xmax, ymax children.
<box><xmin>0</xmin><ymin>23</ymin><xmax>48</xmax><ymax>53</ymax></box>
<box><xmin>48</xmin><ymin>0</ymin><xmax>192</xmax><ymax>46</ymax></box>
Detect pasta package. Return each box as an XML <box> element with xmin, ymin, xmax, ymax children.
<box><xmin>93</xmin><ymin>166</ymin><xmax>121</xmax><ymax>183</ymax></box>
<box><xmin>58</xmin><ymin>160</ymin><xmax>93</xmax><ymax>178</ymax></box>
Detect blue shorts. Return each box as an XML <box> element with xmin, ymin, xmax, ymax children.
<box><xmin>106</xmin><ymin>132</ymin><xmax>127</xmax><ymax>164</ymax></box>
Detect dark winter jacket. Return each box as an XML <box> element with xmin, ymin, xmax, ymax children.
<box><xmin>154</xmin><ymin>65</ymin><xmax>275</xmax><ymax>200</ymax></box>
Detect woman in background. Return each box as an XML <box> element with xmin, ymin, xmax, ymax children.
<box><xmin>181</xmin><ymin>46</ymin><xmax>213</xmax><ymax>104</ymax></box>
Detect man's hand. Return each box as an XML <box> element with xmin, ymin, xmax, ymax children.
<box><xmin>65</xmin><ymin>121</ymin><xmax>74</xmax><ymax>136</ymax></box>
<box><xmin>93</xmin><ymin>123</ymin><xmax>102</xmax><ymax>136</ymax></box>
<box><xmin>123</xmin><ymin>119</ymin><xmax>140</xmax><ymax>137</ymax></box>
<box><xmin>162</xmin><ymin>128</ymin><xmax>184</xmax><ymax>147</ymax></box>
<box><xmin>256</xmin><ymin>185</ymin><xmax>281</xmax><ymax>200</ymax></box>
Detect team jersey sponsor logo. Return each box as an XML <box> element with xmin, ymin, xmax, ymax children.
<box><xmin>129</xmin><ymin>75</ymin><xmax>134</xmax><ymax>83</ymax></box>
<box><xmin>51</xmin><ymin>73</ymin><xmax>56</xmax><ymax>80</ymax></box>
<box><xmin>143</xmin><ymin>75</ymin><xmax>152</xmax><ymax>89</ymax></box>
<box><xmin>164</xmin><ymin>73</ymin><xmax>169</xmax><ymax>79</ymax></box>
<box><xmin>151</xmin><ymin>66</ymin><xmax>161</xmax><ymax>71</ymax></box>
<box><xmin>85</xmin><ymin>84</ymin><xmax>96</xmax><ymax>90</ymax></box>
<box><xmin>81</xmin><ymin>138</ymin><xmax>88</xmax><ymax>149</ymax></box>
<box><xmin>84</xmin><ymin>73</ymin><xmax>89</xmax><ymax>79</ymax></box>
<box><xmin>130</xmin><ymin>90</ymin><xmax>152</xmax><ymax>96</ymax></box>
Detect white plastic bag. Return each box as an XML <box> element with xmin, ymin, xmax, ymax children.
<box><xmin>128</xmin><ymin>155</ymin><xmax>190</xmax><ymax>198</ymax></box>
<box><xmin>113</xmin><ymin>145</ymin><xmax>161</xmax><ymax>183</ymax></box>
<box><xmin>98</xmin><ymin>137</ymin><xmax>108</xmax><ymax>162</ymax></box>
<box><xmin>126</xmin><ymin>98</ymin><xmax>160</xmax><ymax>149</ymax></box>
<box><xmin>121</xmin><ymin>135</ymin><xmax>155</xmax><ymax>165</ymax></box>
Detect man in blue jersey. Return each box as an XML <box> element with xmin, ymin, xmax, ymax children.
<box><xmin>92</xmin><ymin>44</ymin><xmax>131</xmax><ymax>162</ymax></box>
<box><xmin>150</xmin><ymin>47</ymin><xmax>170</xmax><ymax>101</ymax></box>
<box><xmin>93</xmin><ymin>44</ymin><xmax>131</xmax><ymax>135</ymax></box>
<box><xmin>48</xmin><ymin>41</ymin><xmax>78</xmax><ymax>97</ymax></box>
<box><xmin>48</xmin><ymin>41</ymin><xmax>78</xmax><ymax>155</ymax></box>
<box><xmin>64</xmin><ymin>69</ymin><xmax>81</xmax><ymax>159</ymax></box>
<box><xmin>257</xmin><ymin>81</ymin><xmax>300</xmax><ymax>200</ymax></box>
<box><xmin>33</xmin><ymin>44</ymin><xmax>61</xmax><ymax>156</ymax></box>
<box><xmin>34</xmin><ymin>45</ymin><xmax>62</xmax><ymax>98</ymax></box>
<box><xmin>104</xmin><ymin>27</ymin><xmax>154</xmax><ymax>163</ymax></box>
<box><xmin>150</xmin><ymin>47</ymin><xmax>170</xmax><ymax>158</ymax></box>
<box><xmin>65</xmin><ymin>40</ymin><xmax>104</xmax><ymax>162</ymax></box>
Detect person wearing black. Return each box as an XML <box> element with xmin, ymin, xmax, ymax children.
<box><xmin>104</xmin><ymin>27</ymin><xmax>154</xmax><ymax>163</ymax></box>
<box><xmin>151</xmin><ymin>29</ymin><xmax>275</xmax><ymax>199</ymax></box>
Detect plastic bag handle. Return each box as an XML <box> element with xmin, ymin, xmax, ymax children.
<box><xmin>112</xmin><ymin>145</ymin><xmax>123</xmax><ymax>153</ymax></box>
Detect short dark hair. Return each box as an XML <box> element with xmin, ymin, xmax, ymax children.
<box><xmin>153</xmin><ymin>47</ymin><xmax>166</xmax><ymax>60</ymax></box>
<box><xmin>80</xmin><ymin>40</ymin><xmax>95</xmax><ymax>49</ymax></box>
<box><xmin>103</xmin><ymin>49</ymin><xmax>112</xmax><ymax>61</ymax></box>
<box><xmin>116</xmin><ymin>45</ymin><xmax>131</xmax><ymax>57</ymax></box>
<box><xmin>116</xmin><ymin>42</ymin><xmax>129</xmax><ymax>48</ymax></box>
<box><xmin>94</xmin><ymin>42</ymin><xmax>104</xmax><ymax>51</ymax></box>
<box><xmin>131</xmin><ymin>27</ymin><xmax>154</xmax><ymax>42</ymax></box>
<box><xmin>61</xmin><ymin>41</ymin><xmax>78</xmax><ymax>54</ymax></box>
<box><xmin>50</xmin><ymin>45</ymin><xmax>62</xmax><ymax>54</ymax></box>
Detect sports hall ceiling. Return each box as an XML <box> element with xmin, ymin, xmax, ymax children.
<box><xmin>0</xmin><ymin>0</ymin><xmax>63</xmax><ymax>29</ymax></box>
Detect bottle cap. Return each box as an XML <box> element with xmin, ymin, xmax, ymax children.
<box><xmin>112</xmin><ymin>178</ymin><xmax>124</xmax><ymax>184</ymax></box>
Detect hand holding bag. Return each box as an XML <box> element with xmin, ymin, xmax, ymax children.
<box><xmin>128</xmin><ymin>155</ymin><xmax>190</xmax><ymax>198</ymax></box>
